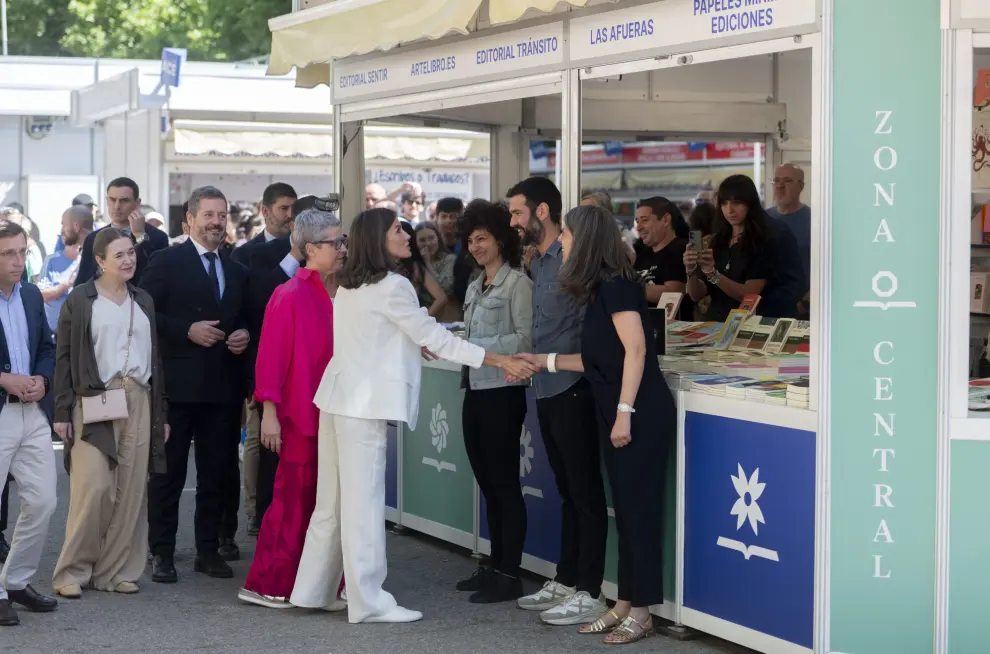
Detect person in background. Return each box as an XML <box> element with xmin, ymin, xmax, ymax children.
<box><xmin>688</xmin><ymin>201</ymin><xmax>719</xmax><ymax>237</ymax></box>
<box><xmin>238</xmin><ymin>209</ymin><xmax>345</xmax><ymax>609</ymax></box>
<box><xmin>144</xmin><ymin>213</ymin><xmax>165</xmax><ymax>232</ymax></box>
<box><xmin>767</xmin><ymin>163</ymin><xmax>811</xmax><ymax>315</ymax></box>
<box><xmin>683</xmin><ymin>175</ymin><xmax>776</xmax><ymax>322</ymax></box>
<box><xmin>290</xmin><ymin>208</ymin><xmax>535</xmax><ymax>624</ymax></box>
<box><xmin>401</xmin><ymin>191</ymin><xmax>424</xmax><ymax>223</ymax></box>
<box><xmin>141</xmin><ymin>186</ymin><xmax>251</xmax><ymax>584</ymax></box>
<box><xmin>364</xmin><ymin>184</ymin><xmax>386</xmax><ymax>209</ymax></box>
<box><xmin>232</xmin><ymin>184</ymin><xmax>297</xmax><ymax>267</ymax></box>
<box><xmin>398</xmin><ymin>220</ymin><xmax>448</xmax><ymax>319</ymax></box>
<box><xmin>0</xmin><ymin>208</ymin><xmax>44</xmax><ymax>282</ymax></box>
<box><xmin>426</xmin><ymin>201</ymin><xmax>438</xmax><ymax>222</ymax></box>
<box><xmin>517</xmin><ymin>205</ymin><xmax>675</xmax><ymax>644</ymax></box>
<box><xmin>373</xmin><ymin>199</ymin><xmax>400</xmax><ymax>214</ymax></box>
<box><xmin>580</xmin><ymin>191</ymin><xmax>636</xmax><ymax>265</ymax></box>
<box><xmin>414</xmin><ymin>222</ymin><xmax>459</xmax><ymax>322</ymax></box>
<box><xmin>0</xmin><ymin>477</ymin><xmax>9</xmax><ymax>562</ymax></box>
<box><xmin>75</xmin><ymin>178</ymin><xmax>170</xmax><ymax>287</ymax></box>
<box><xmin>435</xmin><ymin>197</ymin><xmax>464</xmax><ymax>253</ymax></box>
<box><xmin>457</xmin><ymin>201</ymin><xmax>533</xmax><ymax>604</ymax></box>
<box><xmin>52</xmin><ymin>194</ymin><xmax>98</xmax><ymax>254</ymax></box>
<box><xmin>508</xmin><ymin>177</ymin><xmax>608</xmax><ymax>627</ymax></box>
<box><xmin>246</xmin><ymin>195</ymin><xmax>319</xmax><ymax>533</ymax></box>
<box><xmin>632</xmin><ymin>197</ymin><xmax>690</xmax><ymax>314</ymax></box>
<box><xmin>51</xmin><ymin>227</ymin><xmax>169</xmax><ymax>599</ymax></box>
<box><xmin>0</xmin><ymin>220</ymin><xmax>58</xmax><ymax>627</ymax></box>
<box><xmin>38</xmin><ymin>206</ymin><xmax>93</xmax><ymax>331</ymax></box>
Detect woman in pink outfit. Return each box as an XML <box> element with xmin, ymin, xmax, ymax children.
<box><xmin>238</xmin><ymin>208</ymin><xmax>347</xmax><ymax>609</ymax></box>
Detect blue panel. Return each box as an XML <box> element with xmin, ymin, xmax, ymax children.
<box><xmin>386</xmin><ymin>421</ymin><xmax>398</xmax><ymax>511</ymax></box>
<box><xmin>480</xmin><ymin>389</ymin><xmax>562</xmax><ymax>564</ymax></box>
<box><xmin>683</xmin><ymin>412</ymin><xmax>815</xmax><ymax>648</ymax></box>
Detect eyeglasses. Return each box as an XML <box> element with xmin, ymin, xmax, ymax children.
<box><xmin>773</xmin><ymin>177</ymin><xmax>799</xmax><ymax>185</ymax></box>
<box><xmin>313</xmin><ymin>236</ymin><xmax>348</xmax><ymax>250</ymax></box>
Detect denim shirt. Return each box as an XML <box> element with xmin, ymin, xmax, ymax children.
<box><xmin>462</xmin><ymin>262</ymin><xmax>533</xmax><ymax>390</ymax></box>
<box><xmin>530</xmin><ymin>241</ymin><xmax>583</xmax><ymax>399</ymax></box>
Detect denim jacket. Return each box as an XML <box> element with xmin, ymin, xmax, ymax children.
<box><xmin>462</xmin><ymin>262</ymin><xmax>533</xmax><ymax>390</ymax></box>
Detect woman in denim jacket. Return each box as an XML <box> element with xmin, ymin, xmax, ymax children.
<box><xmin>455</xmin><ymin>200</ymin><xmax>534</xmax><ymax>604</ymax></box>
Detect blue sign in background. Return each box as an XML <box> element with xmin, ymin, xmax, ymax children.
<box><xmin>683</xmin><ymin>412</ymin><xmax>815</xmax><ymax>648</ymax></box>
<box><xmin>479</xmin><ymin>389</ymin><xmax>562</xmax><ymax>564</ymax></box>
<box><xmin>160</xmin><ymin>47</ymin><xmax>186</xmax><ymax>87</ymax></box>
<box><xmin>386</xmin><ymin>421</ymin><xmax>398</xmax><ymax>511</ymax></box>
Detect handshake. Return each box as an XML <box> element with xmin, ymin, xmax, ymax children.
<box><xmin>502</xmin><ymin>353</ymin><xmax>546</xmax><ymax>384</ymax></box>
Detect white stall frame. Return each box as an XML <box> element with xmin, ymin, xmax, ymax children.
<box><xmin>316</xmin><ymin>2</ymin><xmax>825</xmax><ymax>652</ymax></box>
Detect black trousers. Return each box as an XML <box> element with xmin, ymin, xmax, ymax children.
<box><xmin>148</xmin><ymin>402</ymin><xmax>242</xmax><ymax>556</ymax></box>
<box><xmin>595</xmin><ymin>399</ymin><xmax>668</xmax><ymax>607</ymax></box>
<box><xmin>0</xmin><ymin>475</ymin><xmax>9</xmax><ymax>532</ymax></box>
<box><xmin>463</xmin><ymin>386</ymin><xmax>527</xmax><ymax>577</ymax></box>
<box><xmin>536</xmin><ymin>380</ymin><xmax>608</xmax><ymax>596</ymax></box>
<box><xmin>255</xmin><ymin>403</ymin><xmax>279</xmax><ymax>525</ymax></box>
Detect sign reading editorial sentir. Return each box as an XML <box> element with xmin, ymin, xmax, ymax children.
<box><xmin>332</xmin><ymin>23</ymin><xmax>564</xmax><ymax>102</ymax></box>
<box><xmin>569</xmin><ymin>0</ymin><xmax>817</xmax><ymax>63</ymax></box>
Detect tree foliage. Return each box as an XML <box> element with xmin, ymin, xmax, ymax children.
<box><xmin>4</xmin><ymin>0</ymin><xmax>291</xmax><ymax>61</ymax></box>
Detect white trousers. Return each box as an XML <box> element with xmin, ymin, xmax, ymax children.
<box><xmin>0</xmin><ymin>402</ymin><xmax>57</xmax><ymax>600</ymax></box>
<box><xmin>291</xmin><ymin>412</ymin><xmax>396</xmax><ymax>624</ymax></box>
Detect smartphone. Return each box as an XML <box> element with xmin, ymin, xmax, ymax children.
<box><xmin>688</xmin><ymin>230</ymin><xmax>702</xmax><ymax>251</ymax></box>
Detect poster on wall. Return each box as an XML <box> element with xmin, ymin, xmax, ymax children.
<box><xmin>365</xmin><ymin>167</ymin><xmax>474</xmax><ymax>203</ymax></box>
<box><xmin>974</xmin><ymin>108</ymin><xmax>990</xmax><ymax>190</ymax></box>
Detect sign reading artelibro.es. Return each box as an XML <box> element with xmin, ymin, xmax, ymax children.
<box><xmin>829</xmin><ymin>1</ymin><xmax>940</xmax><ymax>653</ymax></box>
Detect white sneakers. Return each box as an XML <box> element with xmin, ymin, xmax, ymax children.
<box><xmin>517</xmin><ymin>581</ymin><xmax>607</xmax><ymax>625</ymax></box>
<box><xmin>237</xmin><ymin>588</ymin><xmax>293</xmax><ymax>609</ymax></box>
<box><xmin>362</xmin><ymin>606</ymin><xmax>423</xmax><ymax>623</ymax></box>
<box><xmin>538</xmin><ymin>590</ymin><xmax>608</xmax><ymax>626</ymax></box>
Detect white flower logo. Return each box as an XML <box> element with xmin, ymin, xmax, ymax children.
<box><xmin>729</xmin><ymin>464</ymin><xmax>766</xmax><ymax>535</ymax></box>
<box><xmin>429</xmin><ymin>403</ymin><xmax>448</xmax><ymax>454</ymax></box>
<box><xmin>519</xmin><ymin>427</ymin><xmax>534</xmax><ymax>477</ymax></box>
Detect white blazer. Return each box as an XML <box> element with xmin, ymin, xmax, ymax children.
<box><xmin>313</xmin><ymin>272</ymin><xmax>485</xmax><ymax>430</ymax></box>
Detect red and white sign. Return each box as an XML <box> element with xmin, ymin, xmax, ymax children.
<box><xmin>542</xmin><ymin>142</ymin><xmax>756</xmax><ymax>168</ymax></box>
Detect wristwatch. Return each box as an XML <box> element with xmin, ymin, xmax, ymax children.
<box><xmin>132</xmin><ymin>232</ymin><xmax>148</xmax><ymax>245</ymax></box>
<box><xmin>617</xmin><ymin>403</ymin><xmax>636</xmax><ymax>414</ymax></box>
<box><xmin>705</xmin><ymin>270</ymin><xmax>721</xmax><ymax>286</ymax></box>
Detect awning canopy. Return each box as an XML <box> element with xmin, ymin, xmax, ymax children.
<box><xmin>170</xmin><ymin>120</ymin><xmax>490</xmax><ymax>162</ymax></box>
<box><xmin>267</xmin><ymin>0</ymin><xmax>600</xmax><ymax>88</ymax></box>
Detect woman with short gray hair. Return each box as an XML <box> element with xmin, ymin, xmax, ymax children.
<box><xmin>238</xmin><ymin>207</ymin><xmax>347</xmax><ymax>610</ymax></box>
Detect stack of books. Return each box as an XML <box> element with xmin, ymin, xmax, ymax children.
<box><xmin>969</xmin><ymin>378</ymin><xmax>990</xmax><ymax>410</ymax></box>
<box><xmin>786</xmin><ymin>378</ymin><xmax>810</xmax><ymax>409</ymax></box>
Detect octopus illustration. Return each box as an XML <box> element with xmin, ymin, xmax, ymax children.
<box><xmin>975</xmin><ymin>121</ymin><xmax>990</xmax><ymax>173</ymax></box>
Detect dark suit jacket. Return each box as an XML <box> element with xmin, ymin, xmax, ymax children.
<box><xmin>245</xmin><ymin>237</ymin><xmax>293</xmax><ymax>388</ymax></box>
<box><xmin>230</xmin><ymin>232</ymin><xmax>267</xmax><ymax>267</ymax></box>
<box><xmin>75</xmin><ymin>224</ymin><xmax>169</xmax><ymax>288</ymax></box>
<box><xmin>139</xmin><ymin>239</ymin><xmax>250</xmax><ymax>405</ymax></box>
<box><xmin>0</xmin><ymin>282</ymin><xmax>56</xmax><ymax>423</ymax></box>
<box><xmin>760</xmin><ymin>216</ymin><xmax>806</xmax><ymax>319</ymax></box>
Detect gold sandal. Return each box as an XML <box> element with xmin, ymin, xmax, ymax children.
<box><xmin>603</xmin><ymin>615</ymin><xmax>653</xmax><ymax>645</ymax></box>
<box><xmin>578</xmin><ymin>609</ymin><xmax>623</xmax><ymax>634</ymax></box>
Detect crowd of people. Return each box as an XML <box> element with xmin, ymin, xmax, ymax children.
<box><xmin>0</xmin><ymin>163</ymin><xmax>810</xmax><ymax>646</ymax></box>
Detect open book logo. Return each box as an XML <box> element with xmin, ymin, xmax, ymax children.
<box><xmin>520</xmin><ymin>427</ymin><xmax>542</xmax><ymax>499</ymax></box>
<box><xmin>422</xmin><ymin>403</ymin><xmax>457</xmax><ymax>473</ymax></box>
<box><xmin>716</xmin><ymin>464</ymin><xmax>779</xmax><ymax>563</ymax></box>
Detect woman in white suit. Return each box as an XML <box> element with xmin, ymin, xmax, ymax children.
<box><xmin>291</xmin><ymin>208</ymin><xmax>536</xmax><ymax>624</ymax></box>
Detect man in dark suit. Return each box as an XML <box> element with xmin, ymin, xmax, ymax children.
<box><xmin>74</xmin><ymin>177</ymin><xmax>169</xmax><ymax>287</ymax></box>
<box><xmin>0</xmin><ymin>220</ymin><xmax>58</xmax><ymax>626</ymax></box>
<box><xmin>141</xmin><ymin>186</ymin><xmax>251</xmax><ymax>583</ymax></box>
<box><xmin>234</xmin><ymin>184</ymin><xmax>297</xmax><ymax>535</ymax></box>
<box><xmin>230</xmin><ymin>183</ymin><xmax>297</xmax><ymax>268</ymax></box>
<box><xmin>245</xmin><ymin>195</ymin><xmax>318</xmax><ymax>529</ymax></box>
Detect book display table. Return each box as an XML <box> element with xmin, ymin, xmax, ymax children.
<box><xmin>383</xmin><ymin>360</ymin><xmax>816</xmax><ymax>653</ymax></box>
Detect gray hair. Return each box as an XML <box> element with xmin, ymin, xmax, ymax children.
<box><xmin>581</xmin><ymin>190</ymin><xmax>613</xmax><ymax>213</ymax></box>
<box><xmin>188</xmin><ymin>185</ymin><xmax>227</xmax><ymax>217</ymax></box>
<box><xmin>290</xmin><ymin>208</ymin><xmax>341</xmax><ymax>253</ymax></box>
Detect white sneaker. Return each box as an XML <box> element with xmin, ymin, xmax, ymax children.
<box><xmin>340</xmin><ymin>586</ymin><xmax>347</xmax><ymax>602</ymax></box>
<box><xmin>516</xmin><ymin>580</ymin><xmax>575</xmax><ymax>611</ymax></box>
<box><xmin>362</xmin><ymin>606</ymin><xmax>423</xmax><ymax>623</ymax></box>
<box><xmin>238</xmin><ymin>588</ymin><xmax>293</xmax><ymax>609</ymax></box>
<box><xmin>540</xmin><ymin>590</ymin><xmax>608</xmax><ymax>626</ymax></box>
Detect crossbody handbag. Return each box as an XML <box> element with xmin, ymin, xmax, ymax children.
<box><xmin>81</xmin><ymin>294</ymin><xmax>134</xmax><ymax>424</ymax></box>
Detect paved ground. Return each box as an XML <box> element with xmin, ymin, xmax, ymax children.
<box><xmin>3</xmin><ymin>445</ymin><xmax>754</xmax><ymax>654</ymax></box>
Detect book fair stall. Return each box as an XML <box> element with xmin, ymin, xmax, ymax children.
<box><xmin>267</xmin><ymin>0</ymin><xmax>986</xmax><ymax>652</ymax></box>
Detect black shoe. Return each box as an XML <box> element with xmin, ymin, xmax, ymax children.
<box><xmin>218</xmin><ymin>538</ymin><xmax>240</xmax><ymax>562</ymax></box>
<box><xmin>7</xmin><ymin>585</ymin><xmax>57</xmax><ymax>612</ymax></box>
<box><xmin>194</xmin><ymin>552</ymin><xmax>234</xmax><ymax>579</ymax></box>
<box><xmin>456</xmin><ymin>565</ymin><xmax>496</xmax><ymax>592</ymax></box>
<box><xmin>0</xmin><ymin>599</ymin><xmax>18</xmax><ymax>626</ymax></box>
<box><xmin>247</xmin><ymin>522</ymin><xmax>260</xmax><ymax>538</ymax></box>
<box><xmin>0</xmin><ymin>533</ymin><xmax>9</xmax><ymax>563</ymax></box>
<box><xmin>151</xmin><ymin>554</ymin><xmax>178</xmax><ymax>584</ymax></box>
<box><xmin>469</xmin><ymin>573</ymin><xmax>523</xmax><ymax>604</ymax></box>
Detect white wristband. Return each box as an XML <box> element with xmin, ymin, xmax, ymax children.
<box><xmin>547</xmin><ymin>353</ymin><xmax>558</xmax><ymax>374</ymax></box>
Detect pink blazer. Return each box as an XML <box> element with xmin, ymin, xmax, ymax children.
<box><xmin>254</xmin><ymin>267</ymin><xmax>333</xmax><ymax>437</ymax></box>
